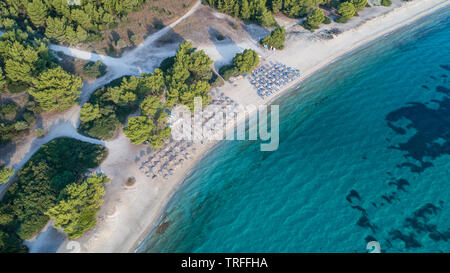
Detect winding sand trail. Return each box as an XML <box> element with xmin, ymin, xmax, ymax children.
<box><xmin>49</xmin><ymin>1</ymin><xmax>202</xmax><ymax>77</ymax></box>
<box><xmin>0</xmin><ymin>1</ymin><xmax>201</xmax><ymax>195</ymax></box>
<box><xmin>1</xmin><ymin>0</ymin><xmax>449</xmax><ymax>252</ymax></box>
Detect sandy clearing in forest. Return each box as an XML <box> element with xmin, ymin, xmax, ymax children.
<box><xmin>4</xmin><ymin>0</ymin><xmax>448</xmax><ymax>253</ymax></box>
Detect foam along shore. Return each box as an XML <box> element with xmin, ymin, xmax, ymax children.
<box><xmin>27</xmin><ymin>0</ymin><xmax>448</xmax><ymax>253</ymax></box>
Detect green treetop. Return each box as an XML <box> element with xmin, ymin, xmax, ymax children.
<box><xmin>142</xmin><ymin>68</ymin><xmax>165</xmax><ymax>95</ymax></box>
<box><xmin>271</xmin><ymin>0</ymin><xmax>283</xmax><ymax>13</ymax></box>
<box><xmin>232</xmin><ymin>49</ymin><xmax>260</xmax><ymax>74</ymax></box>
<box><xmin>240</xmin><ymin>0</ymin><xmax>251</xmax><ymax>20</ymax></box>
<box><xmin>27</xmin><ymin>0</ymin><xmax>48</xmax><ymax>27</ymax></box>
<box><xmin>148</xmin><ymin>126</ymin><xmax>171</xmax><ymax>149</ymax></box>
<box><xmin>260</xmin><ymin>27</ymin><xmax>286</xmax><ymax>50</ymax></box>
<box><xmin>29</xmin><ymin>67</ymin><xmax>83</xmax><ymax>112</ymax></box>
<box><xmin>45</xmin><ymin>174</ymin><xmax>110</xmax><ymax>239</ymax></box>
<box><xmin>256</xmin><ymin>5</ymin><xmax>276</xmax><ymax>27</ymax></box>
<box><xmin>3</xmin><ymin>41</ymin><xmax>40</xmax><ymax>85</ymax></box>
<box><xmin>351</xmin><ymin>0</ymin><xmax>367</xmax><ymax>10</ymax></box>
<box><xmin>140</xmin><ymin>96</ymin><xmax>164</xmax><ymax>117</ymax></box>
<box><xmin>123</xmin><ymin>115</ymin><xmax>154</xmax><ymax>145</ymax></box>
<box><xmin>306</xmin><ymin>8</ymin><xmax>325</xmax><ymax>28</ymax></box>
<box><xmin>80</xmin><ymin>103</ymin><xmax>102</xmax><ymax>123</ymax></box>
<box><xmin>0</xmin><ymin>165</ymin><xmax>14</xmax><ymax>184</ymax></box>
<box><xmin>107</xmin><ymin>85</ymin><xmax>137</xmax><ymax>106</ymax></box>
<box><xmin>338</xmin><ymin>2</ymin><xmax>356</xmax><ymax>21</ymax></box>
<box><xmin>0</xmin><ymin>69</ymin><xmax>5</xmax><ymax>89</ymax></box>
<box><xmin>180</xmin><ymin>81</ymin><xmax>211</xmax><ymax>111</ymax></box>
<box><xmin>45</xmin><ymin>17</ymin><xmax>67</xmax><ymax>41</ymax></box>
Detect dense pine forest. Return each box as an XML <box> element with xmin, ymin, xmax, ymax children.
<box><xmin>0</xmin><ymin>0</ymin><xmax>144</xmax><ymax>146</ymax></box>
<box><xmin>0</xmin><ymin>0</ymin><xmax>144</xmax><ymax>45</ymax></box>
<box><xmin>0</xmin><ymin>27</ymin><xmax>83</xmax><ymax>146</ymax></box>
<box><xmin>202</xmin><ymin>0</ymin><xmax>386</xmax><ymax>28</ymax></box>
<box><xmin>0</xmin><ymin>138</ymin><xmax>108</xmax><ymax>252</ymax></box>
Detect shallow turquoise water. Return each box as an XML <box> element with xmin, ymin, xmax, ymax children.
<box><xmin>138</xmin><ymin>7</ymin><xmax>450</xmax><ymax>253</ymax></box>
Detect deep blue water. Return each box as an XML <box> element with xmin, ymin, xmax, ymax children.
<box><xmin>138</xmin><ymin>7</ymin><xmax>450</xmax><ymax>253</ymax></box>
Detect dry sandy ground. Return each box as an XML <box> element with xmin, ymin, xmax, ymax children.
<box><xmin>63</xmin><ymin>0</ymin><xmax>198</xmax><ymax>57</ymax></box>
<box><xmin>2</xmin><ymin>0</ymin><xmax>447</xmax><ymax>252</ymax></box>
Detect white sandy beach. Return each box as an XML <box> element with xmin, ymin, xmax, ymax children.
<box><xmin>9</xmin><ymin>0</ymin><xmax>449</xmax><ymax>252</ymax></box>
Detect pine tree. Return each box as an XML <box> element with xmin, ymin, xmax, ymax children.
<box><xmin>232</xmin><ymin>49</ymin><xmax>260</xmax><ymax>74</ymax></box>
<box><xmin>140</xmin><ymin>96</ymin><xmax>163</xmax><ymax>117</ymax></box>
<box><xmin>256</xmin><ymin>6</ymin><xmax>276</xmax><ymax>27</ymax></box>
<box><xmin>50</xmin><ymin>0</ymin><xmax>70</xmax><ymax>15</ymax></box>
<box><xmin>165</xmin><ymin>88</ymin><xmax>179</xmax><ymax>109</ymax></box>
<box><xmin>103</xmin><ymin>0</ymin><xmax>119</xmax><ymax>14</ymax></box>
<box><xmin>338</xmin><ymin>2</ymin><xmax>356</xmax><ymax>20</ymax></box>
<box><xmin>27</xmin><ymin>0</ymin><xmax>48</xmax><ymax>27</ymax></box>
<box><xmin>64</xmin><ymin>26</ymin><xmax>78</xmax><ymax>44</ymax></box>
<box><xmin>71</xmin><ymin>9</ymin><xmax>94</xmax><ymax>31</ymax></box>
<box><xmin>233</xmin><ymin>1</ymin><xmax>240</xmax><ymax>18</ymax></box>
<box><xmin>4</xmin><ymin>41</ymin><xmax>39</xmax><ymax>84</ymax></box>
<box><xmin>224</xmin><ymin>0</ymin><xmax>235</xmax><ymax>14</ymax></box>
<box><xmin>217</xmin><ymin>0</ymin><xmax>224</xmax><ymax>11</ymax></box>
<box><xmin>80</xmin><ymin>103</ymin><xmax>102</xmax><ymax>123</ymax></box>
<box><xmin>306</xmin><ymin>8</ymin><xmax>325</xmax><ymax>27</ymax></box>
<box><xmin>29</xmin><ymin>67</ymin><xmax>83</xmax><ymax>112</ymax></box>
<box><xmin>123</xmin><ymin>115</ymin><xmax>154</xmax><ymax>144</ymax></box>
<box><xmin>142</xmin><ymin>68</ymin><xmax>165</xmax><ymax>95</ymax></box>
<box><xmin>45</xmin><ymin>174</ymin><xmax>110</xmax><ymax>239</ymax></box>
<box><xmin>271</xmin><ymin>0</ymin><xmax>283</xmax><ymax>13</ymax></box>
<box><xmin>0</xmin><ymin>165</ymin><xmax>14</xmax><ymax>184</ymax></box>
<box><xmin>260</xmin><ymin>27</ymin><xmax>286</xmax><ymax>49</ymax></box>
<box><xmin>240</xmin><ymin>0</ymin><xmax>251</xmax><ymax>20</ymax></box>
<box><xmin>76</xmin><ymin>26</ymin><xmax>88</xmax><ymax>42</ymax></box>
<box><xmin>102</xmin><ymin>12</ymin><xmax>115</xmax><ymax>25</ymax></box>
<box><xmin>351</xmin><ymin>0</ymin><xmax>367</xmax><ymax>10</ymax></box>
<box><xmin>45</xmin><ymin>17</ymin><xmax>67</xmax><ymax>41</ymax></box>
<box><xmin>0</xmin><ymin>68</ymin><xmax>5</xmax><ymax>89</ymax></box>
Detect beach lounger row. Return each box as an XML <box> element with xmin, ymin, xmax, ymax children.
<box><xmin>248</xmin><ymin>62</ymin><xmax>300</xmax><ymax>98</ymax></box>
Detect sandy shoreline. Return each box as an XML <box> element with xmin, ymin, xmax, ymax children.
<box><xmin>19</xmin><ymin>0</ymin><xmax>449</xmax><ymax>253</ymax></box>
<box><xmin>132</xmin><ymin>140</ymin><xmax>222</xmax><ymax>252</ymax></box>
<box><xmin>128</xmin><ymin>0</ymin><xmax>450</xmax><ymax>253</ymax></box>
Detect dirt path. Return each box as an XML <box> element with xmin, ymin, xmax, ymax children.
<box><xmin>49</xmin><ymin>1</ymin><xmax>202</xmax><ymax>75</ymax></box>
<box><xmin>0</xmin><ymin>1</ymin><xmax>202</xmax><ymax>193</ymax></box>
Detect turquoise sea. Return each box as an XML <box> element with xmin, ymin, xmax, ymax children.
<box><xmin>138</xmin><ymin>7</ymin><xmax>450</xmax><ymax>253</ymax></box>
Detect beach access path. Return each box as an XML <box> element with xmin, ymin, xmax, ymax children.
<box><xmin>1</xmin><ymin>0</ymin><xmax>448</xmax><ymax>253</ymax></box>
